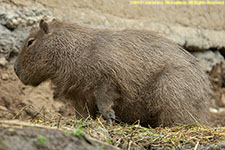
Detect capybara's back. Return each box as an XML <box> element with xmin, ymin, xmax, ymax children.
<box><xmin>14</xmin><ymin>20</ymin><xmax>211</xmax><ymax>127</ymax></box>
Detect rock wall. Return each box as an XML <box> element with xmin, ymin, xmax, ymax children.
<box><xmin>22</xmin><ymin>0</ymin><xmax>225</xmax><ymax>50</ymax></box>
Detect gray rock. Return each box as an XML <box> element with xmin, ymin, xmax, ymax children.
<box><xmin>0</xmin><ymin>24</ymin><xmax>29</xmax><ymax>59</ymax></box>
<box><xmin>0</xmin><ymin>2</ymin><xmax>52</xmax><ymax>61</ymax></box>
<box><xmin>0</xmin><ymin>3</ymin><xmax>52</xmax><ymax>30</ymax></box>
<box><xmin>164</xmin><ymin>25</ymin><xmax>225</xmax><ymax>51</ymax></box>
<box><xmin>192</xmin><ymin>51</ymin><xmax>224</xmax><ymax>72</ymax></box>
<box><xmin>0</xmin><ymin>25</ymin><xmax>13</xmax><ymax>57</ymax></box>
<box><xmin>0</xmin><ymin>120</ymin><xmax>120</xmax><ymax>150</ymax></box>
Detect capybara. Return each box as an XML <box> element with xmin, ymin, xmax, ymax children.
<box><xmin>14</xmin><ymin>19</ymin><xmax>211</xmax><ymax>127</ymax></box>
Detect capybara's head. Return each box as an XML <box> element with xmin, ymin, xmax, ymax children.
<box><xmin>14</xmin><ymin>20</ymin><xmax>55</xmax><ymax>86</ymax></box>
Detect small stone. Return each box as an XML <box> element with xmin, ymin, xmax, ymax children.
<box><xmin>2</xmin><ymin>73</ymin><xmax>9</xmax><ymax>80</ymax></box>
<box><xmin>0</xmin><ymin>57</ymin><xmax>8</xmax><ymax>66</ymax></box>
<box><xmin>0</xmin><ymin>105</ymin><xmax>7</xmax><ymax>111</ymax></box>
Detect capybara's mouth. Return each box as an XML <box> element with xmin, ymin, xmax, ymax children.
<box><xmin>22</xmin><ymin>80</ymin><xmax>41</xmax><ymax>87</ymax></box>
<box><xmin>30</xmin><ymin>81</ymin><xmax>41</xmax><ymax>87</ymax></box>
<box><xmin>14</xmin><ymin>64</ymin><xmax>41</xmax><ymax>87</ymax></box>
<box><xmin>15</xmin><ymin>74</ymin><xmax>41</xmax><ymax>87</ymax></box>
<box><xmin>22</xmin><ymin>78</ymin><xmax>42</xmax><ymax>87</ymax></box>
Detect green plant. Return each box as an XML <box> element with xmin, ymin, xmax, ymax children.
<box><xmin>37</xmin><ymin>135</ymin><xmax>48</xmax><ymax>145</ymax></box>
<box><xmin>72</xmin><ymin>127</ymin><xmax>85</xmax><ymax>136</ymax></box>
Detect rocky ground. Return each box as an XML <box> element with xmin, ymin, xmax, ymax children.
<box><xmin>0</xmin><ymin>0</ymin><xmax>225</xmax><ymax>149</ymax></box>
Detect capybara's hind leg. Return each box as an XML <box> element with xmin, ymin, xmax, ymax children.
<box><xmin>152</xmin><ymin>68</ymin><xmax>209</xmax><ymax>127</ymax></box>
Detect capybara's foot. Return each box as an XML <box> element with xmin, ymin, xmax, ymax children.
<box><xmin>103</xmin><ymin>110</ymin><xmax>115</xmax><ymax>124</ymax></box>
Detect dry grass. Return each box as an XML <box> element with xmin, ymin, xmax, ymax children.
<box><xmin>7</xmin><ymin>104</ymin><xmax>225</xmax><ymax>149</ymax></box>
<box><xmin>28</xmin><ymin>113</ymin><xmax>225</xmax><ymax>150</ymax></box>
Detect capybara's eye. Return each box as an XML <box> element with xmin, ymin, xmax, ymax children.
<box><xmin>27</xmin><ymin>39</ymin><xmax>35</xmax><ymax>47</ymax></box>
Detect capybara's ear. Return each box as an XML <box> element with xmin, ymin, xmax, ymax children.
<box><xmin>39</xmin><ymin>19</ymin><xmax>50</xmax><ymax>34</ymax></box>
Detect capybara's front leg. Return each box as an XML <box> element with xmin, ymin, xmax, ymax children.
<box><xmin>94</xmin><ymin>82</ymin><xmax>116</xmax><ymax>124</ymax></box>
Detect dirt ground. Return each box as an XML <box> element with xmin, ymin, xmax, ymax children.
<box><xmin>0</xmin><ymin>64</ymin><xmax>75</xmax><ymax>121</ymax></box>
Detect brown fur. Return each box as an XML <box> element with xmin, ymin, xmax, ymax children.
<box><xmin>14</xmin><ymin>20</ymin><xmax>211</xmax><ymax>127</ymax></box>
